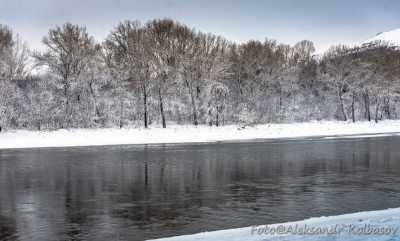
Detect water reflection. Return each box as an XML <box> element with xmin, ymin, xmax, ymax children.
<box><xmin>1</xmin><ymin>137</ymin><xmax>400</xmax><ymax>240</ymax></box>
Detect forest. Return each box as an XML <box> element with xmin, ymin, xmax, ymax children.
<box><xmin>0</xmin><ymin>19</ymin><xmax>400</xmax><ymax>131</ymax></box>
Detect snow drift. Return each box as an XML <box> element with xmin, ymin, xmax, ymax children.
<box><xmin>148</xmin><ymin>208</ymin><xmax>400</xmax><ymax>241</ymax></box>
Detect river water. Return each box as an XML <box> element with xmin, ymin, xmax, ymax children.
<box><xmin>1</xmin><ymin>136</ymin><xmax>400</xmax><ymax>240</ymax></box>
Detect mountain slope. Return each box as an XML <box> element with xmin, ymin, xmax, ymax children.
<box><xmin>363</xmin><ymin>28</ymin><xmax>400</xmax><ymax>46</ymax></box>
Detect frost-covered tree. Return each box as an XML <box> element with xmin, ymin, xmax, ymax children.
<box><xmin>321</xmin><ymin>45</ymin><xmax>354</xmax><ymax>121</ymax></box>
<box><xmin>105</xmin><ymin>21</ymin><xmax>153</xmax><ymax>128</ymax></box>
<box><xmin>0</xmin><ymin>24</ymin><xmax>30</xmax><ymax>80</ymax></box>
<box><xmin>146</xmin><ymin>19</ymin><xmax>186</xmax><ymax>128</ymax></box>
<box><xmin>34</xmin><ymin>23</ymin><xmax>98</xmax><ymax>127</ymax></box>
<box><xmin>1</xmin><ymin>19</ymin><xmax>400</xmax><ymax>131</ymax></box>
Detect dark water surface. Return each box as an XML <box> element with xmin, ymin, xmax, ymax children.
<box><xmin>1</xmin><ymin>136</ymin><xmax>400</xmax><ymax>241</ymax></box>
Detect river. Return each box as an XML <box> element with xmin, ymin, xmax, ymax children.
<box><xmin>1</xmin><ymin>136</ymin><xmax>400</xmax><ymax>240</ymax></box>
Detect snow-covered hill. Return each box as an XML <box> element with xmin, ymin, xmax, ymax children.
<box><xmin>363</xmin><ymin>28</ymin><xmax>400</xmax><ymax>46</ymax></box>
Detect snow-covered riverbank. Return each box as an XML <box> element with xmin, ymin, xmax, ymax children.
<box><xmin>149</xmin><ymin>208</ymin><xmax>400</xmax><ymax>241</ymax></box>
<box><xmin>1</xmin><ymin>120</ymin><xmax>400</xmax><ymax>149</ymax></box>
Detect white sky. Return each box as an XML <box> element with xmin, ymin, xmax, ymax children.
<box><xmin>1</xmin><ymin>0</ymin><xmax>400</xmax><ymax>53</ymax></box>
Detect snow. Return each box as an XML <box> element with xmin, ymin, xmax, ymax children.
<box><xmin>148</xmin><ymin>208</ymin><xmax>400</xmax><ymax>241</ymax></box>
<box><xmin>363</xmin><ymin>28</ymin><xmax>400</xmax><ymax>46</ymax></box>
<box><xmin>1</xmin><ymin>120</ymin><xmax>400</xmax><ymax>149</ymax></box>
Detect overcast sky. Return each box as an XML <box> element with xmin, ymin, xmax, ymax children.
<box><xmin>1</xmin><ymin>0</ymin><xmax>400</xmax><ymax>53</ymax></box>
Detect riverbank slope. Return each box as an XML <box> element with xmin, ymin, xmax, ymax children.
<box><xmin>1</xmin><ymin>120</ymin><xmax>400</xmax><ymax>149</ymax></box>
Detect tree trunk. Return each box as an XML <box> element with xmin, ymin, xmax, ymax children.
<box><xmin>192</xmin><ymin>98</ymin><xmax>198</xmax><ymax>126</ymax></box>
<box><xmin>208</xmin><ymin>109</ymin><xmax>213</xmax><ymax>126</ymax></box>
<box><xmin>237</xmin><ymin>69</ymin><xmax>242</xmax><ymax>95</ymax></box>
<box><xmin>186</xmin><ymin>80</ymin><xmax>198</xmax><ymax>126</ymax></box>
<box><xmin>64</xmin><ymin>81</ymin><xmax>70</xmax><ymax>128</ymax></box>
<box><xmin>374</xmin><ymin>95</ymin><xmax>380</xmax><ymax>123</ymax></box>
<box><xmin>351</xmin><ymin>91</ymin><xmax>356</xmax><ymax>123</ymax></box>
<box><xmin>158</xmin><ymin>86</ymin><xmax>166</xmax><ymax>128</ymax></box>
<box><xmin>338</xmin><ymin>91</ymin><xmax>347</xmax><ymax>121</ymax></box>
<box><xmin>38</xmin><ymin>101</ymin><xmax>42</xmax><ymax>131</ymax></box>
<box><xmin>119</xmin><ymin>99</ymin><xmax>123</xmax><ymax>128</ymax></box>
<box><xmin>143</xmin><ymin>89</ymin><xmax>148</xmax><ymax>128</ymax></box>
<box><xmin>88</xmin><ymin>81</ymin><xmax>100</xmax><ymax>118</ymax></box>
<box><xmin>363</xmin><ymin>90</ymin><xmax>371</xmax><ymax>121</ymax></box>
<box><xmin>384</xmin><ymin>96</ymin><xmax>391</xmax><ymax>119</ymax></box>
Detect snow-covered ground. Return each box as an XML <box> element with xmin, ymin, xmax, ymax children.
<box><xmin>149</xmin><ymin>208</ymin><xmax>400</xmax><ymax>241</ymax></box>
<box><xmin>1</xmin><ymin>120</ymin><xmax>400</xmax><ymax>149</ymax></box>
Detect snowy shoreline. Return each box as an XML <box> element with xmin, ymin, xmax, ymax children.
<box><xmin>1</xmin><ymin>120</ymin><xmax>400</xmax><ymax>149</ymax></box>
<box><xmin>149</xmin><ymin>208</ymin><xmax>400</xmax><ymax>241</ymax></box>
